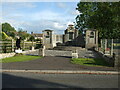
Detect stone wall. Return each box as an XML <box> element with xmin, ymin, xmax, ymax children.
<box><xmin>22</xmin><ymin>49</ymin><xmax>39</xmax><ymax>56</ymax></box>
<box><xmin>0</xmin><ymin>49</ymin><xmax>39</xmax><ymax>59</ymax></box>
<box><xmin>46</xmin><ymin>48</ymin><xmax>97</xmax><ymax>59</ymax></box>
<box><xmin>95</xmin><ymin>51</ymin><xmax>114</xmax><ymax>66</ymax></box>
<box><xmin>52</xmin><ymin>46</ymin><xmax>85</xmax><ymax>51</ymax></box>
<box><xmin>0</xmin><ymin>53</ymin><xmax>16</xmax><ymax>59</ymax></box>
<box><xmin>45</xmin><ymin>50</ymin><xmax>72</xmax><ymax>57</ymax></box>
<box><xmin>95</xmin><ymin>49</ymin><xmax>120</xmax><ymax>68</ymax></box>
<box><xmin>71</xmin><ymin>35</ymin><xmax>85</xmax><ymax>47</ymax></box>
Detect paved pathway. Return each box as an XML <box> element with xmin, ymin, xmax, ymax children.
<box><xmin>2</xmin><ymin>56</ymin><xmax>117</xmax><ymax>71</ymax></box>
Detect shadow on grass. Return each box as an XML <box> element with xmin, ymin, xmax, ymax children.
<box><xmin>83</xmin><ymin>50</ymin><xmax>114</xmax><ymax>67</ymax></box>
<box><xmin>84</xmin><ymin>58</ymin><xmax>112</xmax><ymax>67</ymax></box>
<box><xmin>55</xmin><ymin>56</ymin><xmax>72</xmax><ymax>58</ymax></box>
<box><xmin>25</xmin><ymin>54</ymin><xmax>39</xmax><ymax>56</ymax></box>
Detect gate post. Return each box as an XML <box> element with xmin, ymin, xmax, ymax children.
<box><xmin>104</xmin><ymin>39</ymin><xmax>107</xmax><ymax>54</ymax></box>
<box><xmin>39</xmin><ymin>45</ymin><xmax>45</xmax><ymax>56</ymax></box>
<box><xmin>11</xmin><ymin>39</ymin><xmax>14</xmax><ymax>52</ymax></box>
<box><xmin>110</xmin><ymin>39</ymin><xmax>113</xmax><ymax>56</ymax></box>
<box><xmin>72</xmin><ymin>49</ymin><xmax>78</xmax><ymax>58</ymax></box>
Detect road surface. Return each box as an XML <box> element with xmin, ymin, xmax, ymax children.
<box><xmin>2</xmin><ymin>72</ymin><xmax>119</xmax><ymax>89</ymax></box>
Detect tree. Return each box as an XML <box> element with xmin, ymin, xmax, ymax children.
<box><xmin>2</xmin><ymin>32</ymin><xmax>9</xmax><ymax>40</ymax></box>
<box><xmin>76</xmin><ymin>2</ymin><xmax>120</xmax><ymax>39</ymax></box>
<box><xmin>29</xmin><ymin>35</ymin><xmax>35</xmax><ymax>41</ymax></box>
<box><xmin>18</xmin><ymin>28</ymin><xmax>30</xmax><ymax>40</ymax></box>
<box><xmin>2</xmin><ymin>22</ymin><xmax>17</xmax><ymax>38</ymax></box>
<box><xmin>8</xmin><ymin>31</ymin><xmax>16</xmax><ymax>38</ymax></box>
<box><xmin>2</xmin><ymin>22</ymin><xmax>16</xmax><ymax>33</ymax></box>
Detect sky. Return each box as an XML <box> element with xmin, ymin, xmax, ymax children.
<box><xmin>1</xmin><ymin>1</ymin><xmax>80</xmax><ymax>34</ymax></box>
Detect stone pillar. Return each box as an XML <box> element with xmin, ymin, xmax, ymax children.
<box><xmin>31</xmin><ymin>46</ymin><xmax>34</xmax><ymax>51</ymax></box>
<box><xmin>72</xmin><ymin>50</ymin><xmax>78</xmax><ymax>58</ymax></box>
<box><xmin>31</xmin><ymin>41</ymin><xmax>34</xmax><ymax>51</ymax></box>
<box><xmin>95</xmin><ymin>30</ymin><xmax>98</xmax><ymax>51</ymax></box>
<box><xmin>114</xmin><ymin>52</ymin><xmax>120</xmax><ymax>68</ymax></box>
<box><xmin>52</xmin><ymin>34</ymin><xmax>57</xmax><ymax>47</ymax></box>
<box><xmin>42</xmin><ymin>30</ymin><xmax>53</xmax><ymax>49</ymax></box>
<box><xmin>39</xmin><ymin>46</ymin><xmax>45</xmax><ymax>56</ymax></box>
<box><xmin>113</xmin><ymin>39</ymin><xmax>120</xmax><ymax>68</ymax></box>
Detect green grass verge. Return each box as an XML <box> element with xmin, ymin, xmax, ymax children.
<box><xmin>0</xmin><ymin>55</ymin><xmax>42</xmax><ymax>63</ymax></box>
<box><xmin>71</xmin><ymin>58</ymin><xmax>110</xmax><ymax>67</ymax></box>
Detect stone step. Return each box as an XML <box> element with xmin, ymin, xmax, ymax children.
<box><xmin>53</xmin><ymin>46</ymin><xmax>84</xmax><ymax>51</ymax></box>
<box><xmin>45</xmin><ymin>50</ymin><xmax>72</xmax><ymax>56</ymax></box>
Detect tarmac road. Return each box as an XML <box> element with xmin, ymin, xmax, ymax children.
<box><xmin>2</xmin><ymin>72</ymin><xmax>119</xmax><ymax>89</ymax></box>
<box><xmin>2</xmin><ymin>56</ymin><xmax>117</xmax><ymax>71</ymax></box>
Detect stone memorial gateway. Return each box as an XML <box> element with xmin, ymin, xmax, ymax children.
<box><xmin>42</xmin><ymin>25</ymin><xmax>98</xmax><ymax>50</ymax></box>
<box><xmin>42</xmin><ymin>24</ymin><xmax>81</xmax><ymax>49</ymax></box>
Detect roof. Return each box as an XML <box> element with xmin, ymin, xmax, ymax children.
<box><xmin>68</xmin><ymin>24</ymin><xmax>74</xmax><ymax>26</ymax></box>
<box><xmin>84</xmin><ymin>29</ymin><xmax>97</xmax><ymax>32</ymax></box>
<box><xmin>42</xmin><ymin>29</ymin><xmax>53</xmax><ymax>32</ymax></box>
<box><xmin>32</xmin><ymin>33</ymin><xmax>43</xmax><ymax>37</ymax></box>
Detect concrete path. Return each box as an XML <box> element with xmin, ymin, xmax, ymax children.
<box><xmin>2</xmin><ymin>56</ymin><xmax>117</xmax><ymax>71</ymax></box>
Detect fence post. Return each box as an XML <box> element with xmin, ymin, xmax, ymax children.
<box><xmin>101</xmin><ymin>39</ymin><xmax>102</xmax><ymax>48</ymax></box>
<box><xmin>104</xmin><ymin>39</ymin><xmax>107</xmax><ymax>54</ymax></box>
<box><xmin>11</xmin><ymin>39</ymin><xmax>14</xmax><ymax>52</ymax></box>
<box><xmin>100</xmin><ymin>39</ymin><xmax>103</xmax><ymax>53</ymax></box>
<box><xmin>0</xmin><ymin>41</ymin><xmax>2</xmax><ymax>53</ymax></box>
<box><xmin>32</xmin><ymin>41</ymin><xmax>34</xmax><ymax>46</ymax></box>
<box><xmin>31</xmin><ymin>41</ymin><xmax>35</xmax><ymax>50</ymax></box>
<box><xmin>110</xmin><ymin>39</ymin><xmax>113</xmax><ymax>56</ymax></box>
<box><xmin>23</xmin><ymin>40</ymin><xmax>25</xmax><ymax>50</ymax></box>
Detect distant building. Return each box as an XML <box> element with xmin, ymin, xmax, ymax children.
<box><xmin>31</xmin><ymin>32</ymin><xmax>43</xmax><ymax>40</ymax></box>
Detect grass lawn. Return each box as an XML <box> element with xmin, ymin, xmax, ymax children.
<box><xmin>71</xmin><ymin>58</ymin><xmax>110</xmax><ymax>67</ymax></box>
<box><xmin>0</xmin><ymin>55</ymin><xmax>42</xmax><ymax>63</ymax></box>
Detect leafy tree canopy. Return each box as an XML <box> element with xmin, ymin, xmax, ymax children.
<box><xmin>1</xmin><ymin>32</ymin><xmax>11</xmax><ymax>40</ymax></box>
<box><xmin>28</xmin><ymin>35</ymin><xmax>35</xmax><ymax>41</ymax></box>
<box><xmin>2</xmin><ymin>22</ymin><xmax>17</xmax><ymax>38</ymax></box>
<box><xmin>2</xmin><ymin>22</ymin><xmax>16</xmax><ymax>33</ymax></box>
<box><xmin>76</xmin><ymin>2</ymin><xmax>120</xmax><ymax>39</ymax></box>
<box><xmin>17</xmin><ymin>28</ymin><xmax>30</xmax><ymax>40</ymax></box>
<box><xmin>2</xmin><ymin>23</ymin><xmax>31</xmax><ymax>40</ymax></box>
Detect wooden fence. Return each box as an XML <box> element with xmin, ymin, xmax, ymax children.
<box><xmin>0</xmin><ymin>40</ymin><xmax>37</xmax><ymax>53</ymax></box>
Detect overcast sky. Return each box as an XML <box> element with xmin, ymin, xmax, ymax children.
<box><xmin>2</xmin><ymin>1</ymin><xmax>80</xmax><ymax>34</ymax></box>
